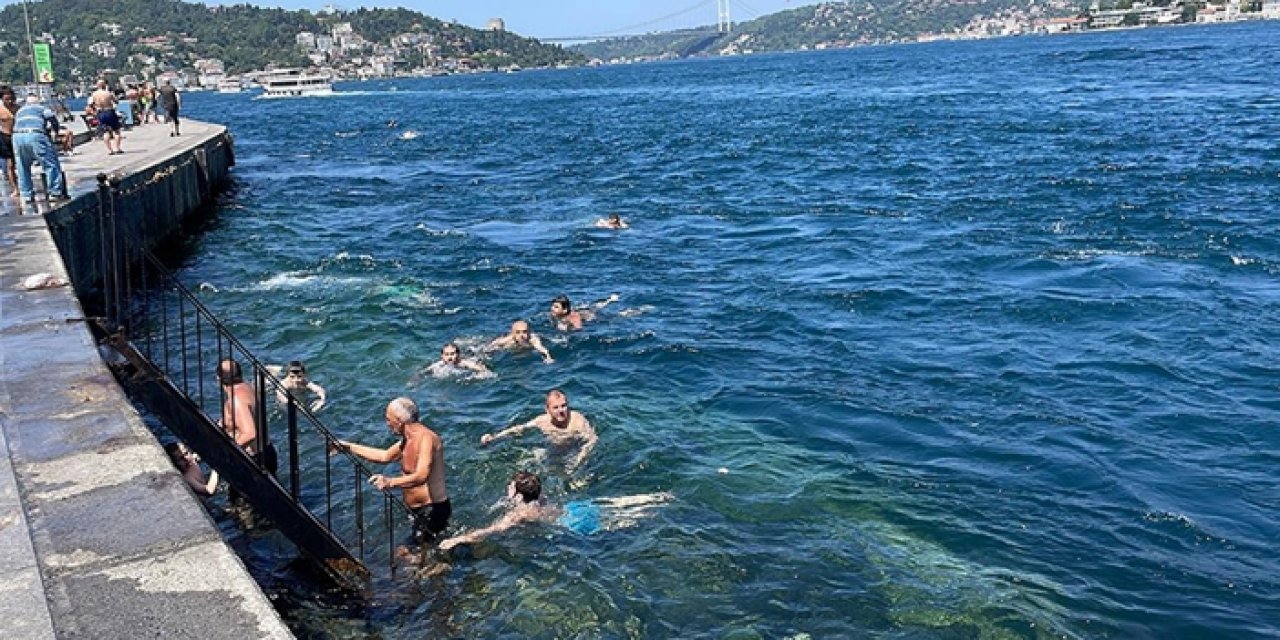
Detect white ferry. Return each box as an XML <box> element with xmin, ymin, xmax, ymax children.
<box><xmin>217</xmin><ymin>77</ymin><xmax>242</xmax><ymax>93</ymax></box>
<box><xmin>258</xmin><ymin>69</ymin><xmax>334</xmax><ymax>98</ymax></box>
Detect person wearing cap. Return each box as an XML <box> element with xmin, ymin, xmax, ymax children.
<box><xmin>12</xmin><ymin>94</ymin><xmax>67</xmax><ymax>203</ymax></box>
<box><xmin>274</xmin><ymin>360</ymin><xmax>327</xmax><ymax>412</ymax></box>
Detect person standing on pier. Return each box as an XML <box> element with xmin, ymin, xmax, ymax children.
<box><xmin>12</xmin><ymin>95</ymin><xmax>66</xmax><ymax>203</ymax></box>
<box><xmin>158</xmin><ymin>79</ymin><xmax>182</xmax><ymax>137</ymax></box>
<box><xmin>0</xmin><ymin>88</ymin><xmax>18</xmax><ymax>197</ymax></box>
<box><xmin>89</xmin><ymin>80</ymin><xmax>123</xmax><ymax>155</ymax></box>
<box><xmin>334</xmin><ymin>397</ymin><xmax>452</xmax><ymax>544</ymax></box>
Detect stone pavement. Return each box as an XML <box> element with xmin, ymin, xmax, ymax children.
<box><xmin>0</xmin><ymin>121</ymin><xmax>294</xmax><ymax>639</ymax></box>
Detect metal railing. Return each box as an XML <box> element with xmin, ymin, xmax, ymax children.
<box><xmin>92</xmin><ymin>173</ymin><xmax>414</xmax><ymax>580</ymax></box>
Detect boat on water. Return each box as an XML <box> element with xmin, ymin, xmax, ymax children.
<box><xmin>258</xmin><ymin>69</ymin><xmax>334</xmax><ymax>98</ymax></box>
<box><xmin>217</xmin><ymin>77</ymin><xmax>242</xmax><ymax>93</ymax></box>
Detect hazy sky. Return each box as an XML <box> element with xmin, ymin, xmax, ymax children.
<box><xmin>0</xmin><ymin>1</ymin><xmax>825</xmax><ymax>39</ymax></box>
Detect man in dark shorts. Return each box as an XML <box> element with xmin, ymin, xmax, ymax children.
<box><xmin>158</xmin><ymin>79</ymin><xmax>182</xmax><ymax>137</ymax></box>
<box><xmin>335</xmin><ymin>397</ymin><xmax>452</xmax><ymax>544</ymax></box>
<box><xmin>0</xmin><ymin>87</ymin><xmax>18</xmax><ymax>196</ymax></box>
<box><xmin>89</xmin><ymin>80</ymin><xmax>122</xmax><ymax>155</ymax></box>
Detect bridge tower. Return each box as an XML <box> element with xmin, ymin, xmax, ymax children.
<box><xmin>718</xmin><ymin>0</ymin><xmax>733</xmax><ymax>33</ymax></box>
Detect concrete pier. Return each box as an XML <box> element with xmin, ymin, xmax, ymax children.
<box><xmin>0</xmin><ymin>121</ymin><xmax>293</xmax><ymax>638</ymax></box>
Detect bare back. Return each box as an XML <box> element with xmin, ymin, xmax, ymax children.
<box><xmin>533</xmin><ymin>410</ymin><xmax>593</xmax><ymax>446</ymax></box>
<box><xmin>222</xmin><ymin>382</ymin><xmax>258</xmax><ymax>450</ymax></box>
<box><xmin>401</xmin><ymin>423</ymin><xmax>448</xmax><ymax>507</ymax></box>
<box><xmin>90</xmin><ymin>89</ymin><xmax>116</xmax><ymax>111</ymax></box>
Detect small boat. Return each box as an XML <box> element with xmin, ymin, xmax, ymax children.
<box><xmin>259</xmin><ymin>69</ymin><xmax>334</xmax><ymax>98</ymax></box>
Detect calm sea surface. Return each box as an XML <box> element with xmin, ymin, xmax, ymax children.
<box><xmin>172</xmin><ymin>22</ymin><xmax>1279</xmax><ymax>639</ymax></box>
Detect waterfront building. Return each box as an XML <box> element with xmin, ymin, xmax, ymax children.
<box><xmin>1263</xmin><ymin>0</ymin><xmax>1280</xmax><ymax>18</ymax></box>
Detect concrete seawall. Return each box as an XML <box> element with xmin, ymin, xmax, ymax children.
<box><xmin>0</xmin><ymin>122</ymin><xmax>293</xmax><ymax>639</ymax></box>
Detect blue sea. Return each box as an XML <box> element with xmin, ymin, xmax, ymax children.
<box><xmin>173</xmin><ymin>21</ymin><xmax>1279</xmax><ymax>639</ymax></box>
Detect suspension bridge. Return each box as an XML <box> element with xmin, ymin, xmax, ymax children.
<box><xmin>539</xmin><ymin>0</ymin><xmax>752</xmax><ymax>43</ymax></box>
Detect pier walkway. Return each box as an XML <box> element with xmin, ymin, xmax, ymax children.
<box><xmin>0</xmin><ymin>120</ymin><xmax>293</xmax><ymax>638</ymax></box>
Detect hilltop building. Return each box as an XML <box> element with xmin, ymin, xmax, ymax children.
<box><xmin>487</xmin><ymin>18</ymin><xmax>506</xmax><ymax>32</ymax></box>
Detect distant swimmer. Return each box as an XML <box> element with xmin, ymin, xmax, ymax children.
<box><xmin>386</xmin><ymin>118</ymin><xmax>398</xmax><ymax>128</ymax></box>
<box><xmin>439</xmin><ymin>471</ymin><xmax>672</xmax><ymax>549</ymax></box>
<box><xmin>423</xmin><ymin>342</ymin><xmax>491</xmax><ymax>377</ymax></box>
<box><xmin>480</xmin><ymin>389</ymin><xmax>598</xmax><ymax>473</ymax></box>
<box><xmin>274</xmin><ymin>360</ymin><xmax>327</xmax><ymax>412</ymax></box>
<box><xmin>550</xmin><ymin>293</ymin><xmax>620</xmax><ymax>331</ymax></box>
<box><xmin>488</xmin><ymin>320</ymin><xmax>554</xmax><ymax>364</ymax></box>
<box><xmin>594</xmin><ymin>213</ymin><xmax>629</xmax><ymax>229</ymax></box>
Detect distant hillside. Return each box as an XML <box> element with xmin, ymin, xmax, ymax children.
<box><xmin>573</xmin><ymin>0</ymin><xmax>1087</xmax><ymax>60</ymax></box>
<box><xmin>0</xmin><ymin>0</ymin><xmax>581</xmax><ymax>85</ymax></box>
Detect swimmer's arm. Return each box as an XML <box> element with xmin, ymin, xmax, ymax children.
<box><xmin>569</xmin><ymin>420</ymin><xmax>598</xmax><ymax>473</ymax></box>
<box><xmin>339</xmin><ymin>438</ymin><xmax>403</xmax><ymax>464</ymax></box>
<box><xmin>487</xmin><ymin>335</ymin><xmax>511</xmax><ymax>350</ymax></box>
<box><xmin>529</xmin><ymin>334</ymin><xmax>554</xmax><ymax>363</ymax></box>
<box><xmin>200</xmin><ymin>469</ymin><xmax>220</xmax><ymax>496</ymax></box>
<box><xmin>591</xmin><ymin>293</ymin><xmax>620</xmax><ymax>310</ymax></box>
<box><xmin>439</xmin><ymin>511</ymin><xmax>526</xmax><ymax>549</ymax></box>
<box><xmin>461</xmin><ymin>359</ymin><xmax>491</xmax><ymax>374</ymax></box>
<box><xmin>481</xmin><ymin>419</ymin><xmax>536</xmax><ymax>446</ymax></box>
<box><xmin>307</xmin><ymin>382</ymin><xmax>327</xmax><ymax>412</ymax></box>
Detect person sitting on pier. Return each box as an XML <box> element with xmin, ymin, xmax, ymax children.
<box><xmin>164</xmin><ymin>442</ymin><xmax>219</xmax><ymax>496</ymax></box>
<box><xmin>274</xmin><ymin>360</ymin><xmax>327</xmax><ymax>412</ymax></box>
<box><xmin>480</xmin><ymin>389</ymin><xmax>598</xmax><ymax>474</ymax></box>
<box><xmin>89</xmin><ymin>80</ymin><xmax>123</xmax><ymax>155</ymax></box>
<box><xmin>488</xmin><ymin>320</ymin><xmax>554</xmax><ymax>364</ymax></box>
<box><xmin>549</xmin><ymin>293</ymin><xmax>620</xmax><ymax>331</ymax></box>
<box><xmin>333</xmin><ymin>397</ymin><xmax>452</xmax><ymax>544</ymax></box>
<box><xmin>216</xmin><ymin>359</ymin><xmax>276</xmax><ymax>473</ymax></box>
<box><xmin>439</xmin><ymin>471</ymin><xmax>673</xmax><ymax>550</ymax></box>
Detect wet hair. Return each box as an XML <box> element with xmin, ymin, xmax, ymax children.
<box><xmin>545</xmin><ymin>388</ymin><xmax>567</xmax><ymax>405</ymax></box>
<box><xmin>387</xmin><ymin>396</ymin><xmax>419</xmax><ymax>424</ymax></box>
<box><xmin>609</xmin><ymin>213</ymin><xmax>621</xmax><ymax>222</ymax></box>
<box><xmin>0</xmin><ymin>88</ymin><xmax>13</xmax><ymax>101</ymax></box>
<box><xmin>551</xmin><ymin>294</ymin><xmax>572</xmax><ymax>309</ymax></box>
<box><xmin>216</xmin><ymin>359</ymin><xmax>242</xmax><ymax>385</ymax></box>
<box><xmin>164</xmin><ymin>442</ymin><xmax>189</xmax><ymax>469</ymax></box>
<box><xmin>512</xmin><ymin>471</ymin><xmax>541</xmax><ymax>502</ymax></box>
<box><xmin>287</xmin><ymin>360</ymin><xmax>306</xmax><ymax>374</ymax></box>
<box><xmin>442</xmin><ymin>342</ymin><xmax>460</xmax><ymax>354</ymax></box>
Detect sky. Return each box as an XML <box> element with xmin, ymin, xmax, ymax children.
<box><xmin>0</xmin><ymin>0</ymin><xmax>827</xmax><ymax>40</ymax></box>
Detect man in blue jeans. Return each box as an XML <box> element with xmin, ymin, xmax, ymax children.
<box><xmin>12</xmin><ymin>94</ymin><xmax>66</xmax><ymax>203</ymax></box>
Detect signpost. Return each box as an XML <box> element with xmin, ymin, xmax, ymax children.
<box><xmin>33</xmin><ymin>42</ymin><xmax>53</xmax><ymax>83</ymax></box>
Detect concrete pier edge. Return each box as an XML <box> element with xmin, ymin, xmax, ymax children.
<box><xmin>0</xmin><ymin>120</ymin><xmax>294</xmax><ymax>639</ymax></box>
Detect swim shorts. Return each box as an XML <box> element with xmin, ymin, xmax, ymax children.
<box><xmin>558</xmin><ymin>500</ymin><xmax>601</xmax><ymax>535</ymax></box>
<box><xmin>96</xmin><ymin>109</ymin><xmax>121</xmax><ymax>133</ymax></box>
<box><xmin>410</xmin><ymin>499</ymin><xmax>452</xmax><ymax>543</ymax></box>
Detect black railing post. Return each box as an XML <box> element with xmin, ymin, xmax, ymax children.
<box><xmin>325</xmin><ymin>452</ymin><xmax>333</xmax><ymax>529</ymax></box>
<box><xmin>107</xmin><ymin>177</ymin><xmax>124</xmax><ymax>330</ymax></box>
<box><xmin>287</xmin><ymin>398</ymin><xmax>300</xmax><ymax>501</ymax></box>
<box><xmin>386</xmin><ymin>495</ymin><xmax>395</xmax><ymax>575</ymax></box>
<box><xmin>355</xmin><ymin>467</ymin><xmax>365</xmax><ymax>559</ymax></box>
<box><xmin>95</xmin><ymin>174</ymin><xmax>111</xmax><ymax>327</ymax></box>
<box><xmin>255</xmin><ymin>365</ymin><xmax>270</xmax><ymax>475</ymax></box>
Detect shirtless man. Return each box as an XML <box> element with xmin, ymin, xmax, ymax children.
<box><xmin>594</xmin><ymin>213</ymin><xmax>629</xmax><ymax>229</ymax></box>
<box><xmin>274</xmin><ymin>360</ymin><xmax>327</xmax><ymax>412</ymax></box>
<box><xmin>336</xmin><ymin>397</ymin><xmax>451</xmax><ymax>543</ymax></box>
<box><xmin>425</xmin><ymin>342</ymin><xmax>490</xmax><ymax>377</ymax></box>
<box><xmin>549</xmin><ymin>294</ymin><xmax>619</xmax><ymax>331</ymax></box>
<box><xmin>0</xmin><ymin>88</ymin><xmax>18</xmax><ymax>196</ymax></box>
<box><xmin>217</xmin><ymin>359</ymin><xmax>275</xmax><ymax>472</ymax></box>
<box><xmin>439</xmin><ymin>471</ymin><xmax>672</xmax><ymax>549</ymax></box>
<box><xmin>481</xmin><ymin>389</ymin><xmax>598</xmax><ymax>472</ymax></box>
<box><xmin>488</xmin><ymin>319</ymin><xmax>554</xmax><ymax>363</ymax></box>
<box><xmin>164</xmin><ymin>442</ymin><xmax>219</xmax><ymax>496</ymax></box>
<box><xmin>89</xmin><ymin>80</ymin><xmax>122</xmax><ymax>155</ymax></box>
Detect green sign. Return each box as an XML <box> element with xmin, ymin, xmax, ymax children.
<box><xmin>33</xmin><ymin>43</ymin><xmax>53</xmax><ymax>83</ymax></box>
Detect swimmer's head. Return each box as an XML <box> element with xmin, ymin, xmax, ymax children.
<box><xmin>164</xmin><ymin>442</ymin><xmax>193</xmax><ymax>470</ymax></box>
<box><xmin>96</xmin><ymin>79</ymin><xmax>107</xmax><ymax>90</ymax></box>
<box><xmin>510</xmin><ymin>471</ymin><xmax>541</xmax><ymax>503</ymax></box>
<box><xmin>609</xmin><ymin>213</ymin><xmax>621</xmax><ymax>224</ymax></box>
<box><xmin>511</xmin><ymin>320</ymin><xmax>531</xmax><ymax>342</ymax></box>
<box><xmin>385</xmin><ymin>396</ymin><xmax>418</xmax><ymax>433</ymax></box>
<box><xmin>216</xmin><ymin>359</ymin><xmax>242</xmax><ymax>385</ymax></box>
<box><xmin>286</xmin><ymin>360</ymin><xmax>306</xmax><ymax>377</ymax></box>
<box><xmin>545</xmin><ymin>389</ymin><xmax>570</xmax><ymax>426</ymax></box>
<box><xmin>441</xmin><ymin>343</ymin><xmax>461</xmax><ymax>364</ymax></box>
<box><xmin>550</xmin><ymin>295</ymin><xmax>572</xmax><ymax>318</ymax></box>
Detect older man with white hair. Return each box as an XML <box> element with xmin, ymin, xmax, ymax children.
<box><xmin>334</xmin><ymin>397</ymin><xmax>451</xmax><ymax>543</ymax></box>
<box><xmin>12</xmin><ymin>94</ymin><xmax>66</xmax><ymax>203</ymax></box>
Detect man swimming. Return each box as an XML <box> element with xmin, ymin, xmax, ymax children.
<box><xmin>594</xmin><ymin>213</ymin><xmax>629</xmax><ymax>229</ymax></box>
<box><xmin>274</xmin><ymin>360</ymin><xmax>327</xmax><ymax>412</ymax></box>
<box><xmin>549</xmin><ymin>294</ymin><xmax>620</xmax><ymax>331</ymax></box>
<box><xmin>425</xmin><ymin>342</ymin><xmax>491</xmax><ymax>377</ymax></box>
<box><xmin>439</xmin><ymin>471</ymin><xmax>672</xmax><ymax>549</ymax></box>
<box><xmin>488</xmin><ymin>320</ymin><xmax>554</xmax><ymax>364</ymax></box>
<box><xmin>334</xmin><ymin>397</ymin><xmax>451</xmax><ymax>543</ymax></box>
<box><xmin>480</xmin><ymin>389</ymin><xmax>598</xmax><ymax>473</ymax></box>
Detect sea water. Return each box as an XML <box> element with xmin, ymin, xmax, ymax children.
<box><xmin>176</xmin><ymin>21</ymin><xmax>1279</xmax><ymax>639</ymax></box>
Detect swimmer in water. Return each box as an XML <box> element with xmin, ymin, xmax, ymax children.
<box><xmin>274</xmin><ymin>360</ymin><xmax>327</xmax><ymax>412</ymax></box>
<box><xmin>423</xmin><ymin>342</ymin><xmax>491</xmax><ymax>377</ymax></box>
<box><xmin>550</xmin><ymin>293</ymin><xmax>620</xmax><ymax>331</ymax></box>
<box><xmin>488</xmin><ymin>320</ymin><xmax>554</xmax><ymax>363</ymax></box>
<box><xmin>164</xmin><ymin>442</ymin><xmax>219</xmax><ymax>496</ymax></box>
<box><xmin>439</xmin><ymin>471</ymin><xmax>672</xmax><ymax>549</ymax></box>
<box><xmin>594</xmin><ymin>213</ymin><xmax>629</xmax><ymax>229</ymax></box>
<box><xmin>480</xmin><ymin>389</ymin><xmax>597</xmax><ymax>473</ymax></box>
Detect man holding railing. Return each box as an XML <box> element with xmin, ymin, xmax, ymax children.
<box><xmin>335</xmin><ymin>397</ymin><xmax>451</xmax><ymax>544</ymax></box>
<box><xmin>217</xmin><ymin>359</ymin><xmax>277</xmax><ymax>473</ymax></box>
